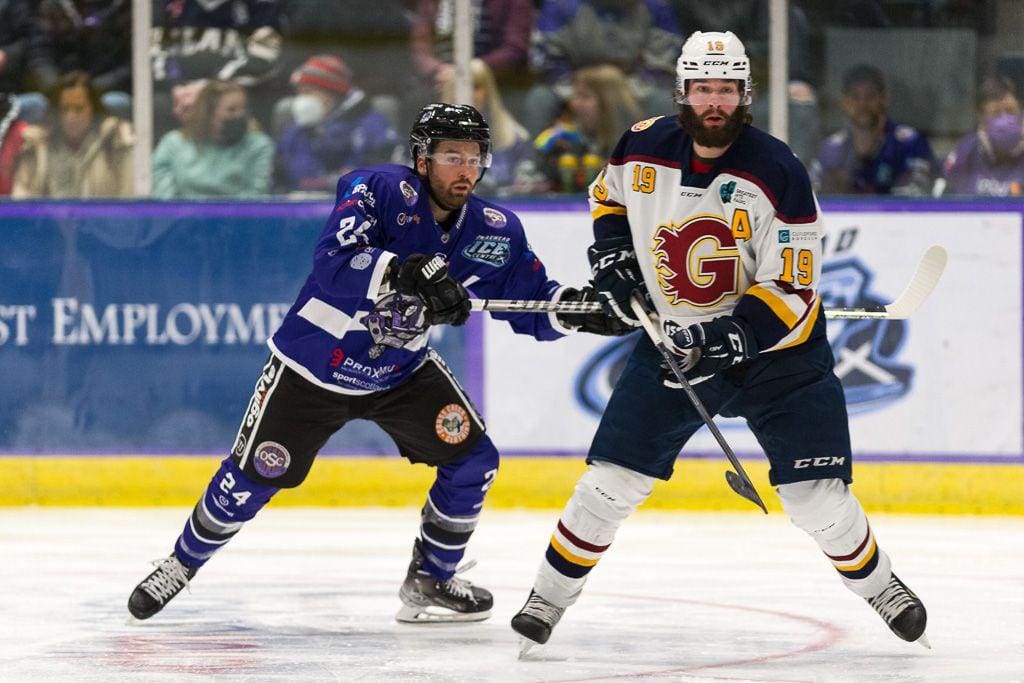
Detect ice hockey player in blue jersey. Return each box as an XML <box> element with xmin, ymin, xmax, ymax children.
<box><xmin>127</xmin><ymin>102</ymin><xmax>629</xmax><ymax>624</ymax></box>
<box><xmin>511</xmin><ymin>32</ymin><xmax>929</xmax><ymax>652</ymax></box>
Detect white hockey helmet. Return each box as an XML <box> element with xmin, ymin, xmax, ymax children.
<box><xmin>675</xmin><ymin>31</ymin><xmax>752</xmax><ymax>105</ymax></box>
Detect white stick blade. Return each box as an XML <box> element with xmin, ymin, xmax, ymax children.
<box><xmin>884</xmin><ymin>244</ymin><xmax>947</xmax><ymax>318</ymax></box>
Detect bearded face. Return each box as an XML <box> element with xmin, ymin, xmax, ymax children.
<box><xmin>677</xmin><ymin>103</ymin><xmax>749</xmax><ymax>150</ymax></box>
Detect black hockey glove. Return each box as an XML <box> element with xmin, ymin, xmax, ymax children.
<box><xmin>665</xmin><ymin>315</ymin><xmax>759</xmax><ymax>385</ymax></box>
<box><xmin>391</xmin><ymin>253</ymin><xmax>471</xmax><ymax>326</ymax></box>
<box><xmin>555</xmin><ymin>285</ymin><xmax>635</xmax><ymax>336</ymax></box>
<box><xmin>587</xmin><ymin>235</ymin><xmax>649</xmax><ymax>326</ymax></box>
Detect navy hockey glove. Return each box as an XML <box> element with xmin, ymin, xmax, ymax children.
<box><xmin>587</xmin><ymin>236</ymin><xmax>649</xmax><ymax>326</ymax></box>
<box><xmin>667</xmin><ymin>315</ymin><xmax>759</xmax><ymax>384</ymax></box>
<box><xmin>391</xmin><ymin>253</ymin><xmax>471</xmax><ymax>326</ymax></box>
<box><xmin>555</xmin><ymin>285</ymin><xmax>635</xmax><ymax>336</ymax></box>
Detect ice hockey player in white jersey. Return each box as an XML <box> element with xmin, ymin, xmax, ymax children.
<box><xmin>511</xmin><ymin>31</ymin><xmax>929</xmax><ymax>652</ymax></box>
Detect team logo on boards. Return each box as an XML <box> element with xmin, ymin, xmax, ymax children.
<box><xmin>435</xmin><ymin>404</ymin><xmax>471</xmax><ymax>444</ymax></box>
<box><xmin>253</xmin><ymin>441</ymin><xmax>291</xmax><ymax>478</ymax></box>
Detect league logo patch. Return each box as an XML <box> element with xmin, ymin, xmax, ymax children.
<box><xmin>630</xmin><ymin>116</ymin><xmax>661</xmax><ymax>132</ymax></box>
<box><xmin>350</xmin><ymin>252</ymin><xmax>373</xmax><ymax>270</ymax></box>
<box><xmin>462</xmin><ymin>236</ymin><xmax>511</xmax><ymax>267</ymax></box>
<box><xmin>719</xmin><ymin>180</ymin><xmax>737</xmax><ymax>203</ymax></box>
<box><xmin>779</xmin><ymin>229</ymin><xmax>791</xmax><ymax>243</ymax></box>
<box><xmin>253</xmin><ymin>441</ymin><xmax>291</xmax><ymax>478</ymax></box>
<box><xmin>435</xmin><ymin>403</ymin><xmax>471</xmax><ymax>444</ymax></box>
<box><xmin>483</xmin><ymin>207</ymin><xmax>507</xmax><ymax>228</ymax></box>
<box><xmin>399</xmin><ymin>180</ymin><xmax>418</xmax><ymax>207</ymax></box>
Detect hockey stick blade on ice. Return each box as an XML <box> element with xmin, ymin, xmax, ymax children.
<box><xmin>468</xmin><ymin>245</ymin><xmax>947</xmax><ymax>319</ymax></box>
<box><xmin>628</xmin><ymin>293</ymin><xmax>768</xmax><ymax>514</ymax></box>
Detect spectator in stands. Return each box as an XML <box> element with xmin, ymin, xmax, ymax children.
<box><xmin>811</xmin><ymin>64</ymin><xmax>935</xmax><ymax>195</ymax></box>
<box><xmin>28</xmin><ymin>0</ymin><xmax>133</xmax><ymax>120</ymax></box>
<box><xmin>533</xmin><ymin>64</ymin><xmax>641</xmax><ymax>193</ymax></box>
<box><xmin>12</xmin><ymin>71</ymin><xmax>133</xmax><ymax>197</ymax></box>
<box><xmin>671</xmin><ymin>0</ymin><xmax>821</xmax><ymax>161</ymax></box>
<box><xmin>523</xmin><ymin>0</ymin><xmax>681</xmax><ymax>135</ymax></box>
<box><xmin>275</xmin><ymin>54</ymin><xmax>402</xmax><ymax>194</ymax></box>
<box><xmin>941</xmin><ymin>76</ymin><xmax>1024</xmax><ymax>197</ymax></box>
<box><xmin>151</xmin><ymin>0</ymin><xmax>283</xmax><ymax>137</ymax></box>
<box><xmin>152</xmin><ymin>79</ymin><xmax>273</xmax><ymax>198</ymax></box>
<box><xmin>0</xmin><ymin>0</ymin><xmax>32</xmax><ymax>95</ymax></box>
<box><xmin>0</xmin><ymin>92</ymin><xmax>45</xmax><ymax>196</ymax></box>
<box><xmin>411</xmin><ymin>0</ymin><xmax>535</xmax><ymax>96</ymax></box>
<box><xmin>440</xmin><ymin>57</ymin><xmax>541</xmax><ymax>196</ymax></box>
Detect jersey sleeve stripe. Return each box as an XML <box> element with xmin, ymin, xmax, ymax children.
<box><xmin>746</xmin><ymin>284</ymin><xmax>801</xmax><ymax>328</ymax></box>
<box><xmin>592</xmin><ymin>204</ymin><xmax>628</xmax><ymax>219</ymax></box>
<box><xmin>774</xmin><ymin>297</ymin><xmax>821</xmax><ymax>350</ymax></box>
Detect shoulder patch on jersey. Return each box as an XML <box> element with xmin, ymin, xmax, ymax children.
<box><xmin>895</xmin><ymin>124</ymin><xmax>918</xmax><ymax>142</ymax></box>
<box><xmin>462</xmin><ymin>234</ymin><xmax>512</xmax><ymax>267</ymax></box>
<box><xmin>399</xmin><ymin>180</ymin><xmax>418</xmax><ymax>206</ymax></box>
<box><xmin>483</xmin><ymin>206</ymin><xmax>507</xmax><ymax>228</ymax></box>
<box><xmin>631</xmin><ymin>116</ymin><xmax>663</xmax><ymax>132</ymax></box>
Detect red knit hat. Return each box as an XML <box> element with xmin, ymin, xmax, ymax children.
<box><xmin>290</xmin><ymin>55</ymin><xmax>352</xmax><ymax>95</ymax></box>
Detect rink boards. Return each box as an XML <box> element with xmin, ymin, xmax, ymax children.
<box><xmin>2</xmin><ymin>199</ymin><xmax>1024</xmax><ymax>513</ymax></box>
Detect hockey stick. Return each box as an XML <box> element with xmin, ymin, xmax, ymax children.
<box><xmin>628</xmin><ymin>292</ymin><xmax>768</xmax><ymax>514</ymax></box>
<box><xmin>468</xmin><ymin>245</ymin><xmax>948</xmax><ymax>320</ymax></box>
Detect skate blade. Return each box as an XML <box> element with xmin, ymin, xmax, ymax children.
<box><xmin>517</xmin><ymin>636</ymin><xmax>537</xmax><ymax>659</ymax></box>
<box><xmin>916</xmin><ymin>633</ymin><xmax>931</xmax><ymax>649</ymax></box>
<box><xmin>395</xmin><ymin>604</ymin><xmax>492</xmax><ymax>623</ymax></box>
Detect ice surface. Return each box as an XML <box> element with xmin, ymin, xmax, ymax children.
<box><xmin>2</xmin><ymin>508</ymin><xmax>1022</xmax><ymax>682</ymax></box>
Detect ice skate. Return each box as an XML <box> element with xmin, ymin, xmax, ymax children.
<box><xmin>511</xmin><ymin>589</ymin><xmax>566</xmax><ymax>657</ymax></box>
<box><xmin>396</xmin><ymin>538</ymin><xmax>493</xmax><ymax>623</ymax></box>
<box><xmin>127</xmin><ymin>554</ymin><xmax>197</xmax><ymax>620</ymax></box>
<box><xmin>866</xmin><ymin>573</ymin><xmax>929</xmax><ymax>647</ymax></box>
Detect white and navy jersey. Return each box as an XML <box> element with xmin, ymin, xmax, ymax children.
<box><xmin>271</xmin><ymin>164</ymin><xmax>571</xmax><ymax>394</ymax></box>
<box><xmin>590</xmin><ymin>116</ymin><xmax>825</xmax><ymax>354</ymax></box>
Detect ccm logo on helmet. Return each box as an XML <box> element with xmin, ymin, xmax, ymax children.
<box><xmin>794</xmin><ymin>456</ymin><xmax>846</xmax><ymax>468</ymax></box>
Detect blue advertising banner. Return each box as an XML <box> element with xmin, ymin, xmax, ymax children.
<box><xmin>0</xmin><ymin>202</ymin><xmax>474</xmax><ymax>454</ymax></box>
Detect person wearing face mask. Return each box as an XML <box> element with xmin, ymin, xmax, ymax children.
<box><xmin>941</xmin><ymin>76</ymin><xmax>1024</xmax><ymax>197</ymax></box>
<box><xmin>275</xmin><ymin>54</ymin><xmax>402</xmax><ymax>194</ymax></box>
<box><xmin>152</xmin><ymin>79</ymin><xmax>273</xmax><ymax>198</ymax></box>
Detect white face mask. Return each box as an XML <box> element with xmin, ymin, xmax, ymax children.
<box><xmin>291</xmin><ymin>94</ymin><xmax>326</xmax><ymax>128</ymax></box>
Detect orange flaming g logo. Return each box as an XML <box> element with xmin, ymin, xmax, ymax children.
<box><xmin>651</xmin><ymin>214</ymin><xmax>741</xmax><ymax>308</ymax></box>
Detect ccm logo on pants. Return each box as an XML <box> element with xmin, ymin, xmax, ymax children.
<box><xmin>794</xmin><ymin>456</ymin><xmax>846</xmax><ymax>469</ymax></box>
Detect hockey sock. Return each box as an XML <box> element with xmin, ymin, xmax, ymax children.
<box><xmin>173</xmin><ymin>456</ymin><xmax>279</xmax><ymax>569</ymax></box>
<box><xmin>534</xmin><ymin>461</ymin><xmax>654</xmax><ymax>608</ymax></box>
<box><xmin>777</xmin><ymin>477</ymin><xmax>892</xmax><ymax>598</ymax></box>
<box><xmin>417</xmin><ymin>438</ymin><xmax>499</xmax><ymax>579</ymax></box>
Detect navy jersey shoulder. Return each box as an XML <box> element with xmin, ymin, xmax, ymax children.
<box><xmin>612</xmin><ymin>116</ymin><xmax>688</xmax><ymax>168</ymax></box>
<box><xmin>720</xmin><ymin>125</ymin><xmax>817</xmax><ymax>221</ymax></box>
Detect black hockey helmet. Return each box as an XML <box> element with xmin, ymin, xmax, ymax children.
<box><xmin>409</xmin><ymin>103</ymin><xmax>491</xmax><ymax>164</ymax></box>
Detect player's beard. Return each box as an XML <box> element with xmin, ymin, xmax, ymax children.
<box><xmin>425</xmin><ymin>166</ymin><xmax>475</xmax><ymax>213</ymax></box>
<box><xmin>677</xmin><ymin>104</ymin><xmax>748</xmax><ymax>150</ymax></box>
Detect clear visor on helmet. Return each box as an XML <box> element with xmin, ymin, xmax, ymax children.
<box><xmin>424</xmin><ymin>150</ymin><xmax>493</xmax><ymax>169</ymax></box>
<box><xmin>675</xmin><ymin>80</ymin><xmax>751</xmax><ymax>107</ymax></box>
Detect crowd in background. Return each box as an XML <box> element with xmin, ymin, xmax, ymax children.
<box><xmin>0</xmin><ymin>0</ymin><xmax>1022</xmax><ymax>199</ymax></box>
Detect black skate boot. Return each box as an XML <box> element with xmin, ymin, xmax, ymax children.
<box><xmin>866</xmin><ymin>573</ymin><xmax>929</xmax><ymax>647</ymax></box>
<box><xmin>128</xmin><ymin>554</ymin><xmax>197</xmax><ymax>620</ymax></box>
<box><xmin>511</xmin><ymin>589</ymin><xmax>566</xmax><ymax>656</ymax></box>
<box><xmin>396</xmin><ymin>538</ymin><xmax>493</xmax><ymax>623</ymax></box>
